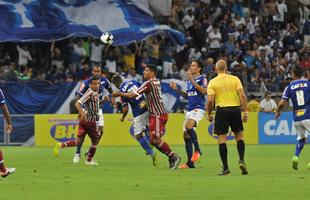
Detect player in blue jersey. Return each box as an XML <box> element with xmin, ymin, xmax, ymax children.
<box><xmin>276</xmin><ymin>66</ymin><xmax>310</xmax><ymax>170</ymax></box>
<box><xmin>170</xmin><ymin>61</ymin><xmax>208</xmax><ymax>168</ymax></box>
<box><xmin>73</xmin><ymin>65</ymin><xmax>113</xmax><ymax>163</ymax></box>
<box><xmin>0</xmin><ymin>89</ymin><xmax>16</xmax><ymax>177</ymax></box>
<box><xmin>111</xmin><ymin>75</ymin><xmax>157</xmax><ymax>166</ymax></box>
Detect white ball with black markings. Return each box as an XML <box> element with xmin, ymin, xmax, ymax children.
<box><xmin>100</xmin><ymin>32</ymin><xmax>114</xmax><ymax>45</ymax></box>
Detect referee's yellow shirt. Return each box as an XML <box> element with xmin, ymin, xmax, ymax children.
<box><xmin>207</xmin><ymin>73</ymin><xmax>243</xmax><ymax>107</ymax></box>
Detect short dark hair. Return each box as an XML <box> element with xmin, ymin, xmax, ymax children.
<box><xmin>292</xmin><ymin>65</ymin><xmax>304</xmax><ymax>78</ymax></box>
<box><xmin>146</xmin><ymin>64</ymin><xmax>157</xmax><ymax>75</ymax></box>
<box><xmin>90</xmin><ymin>75</ymin><xmax>100</xmax><ymax>83</ymax></box>
<box><xmin>92</xmin><ymin>65</ymin><xmax>101</xmax><ymax>70</ymax></box>
<box><xmin>193</xmin><ymin>60</ymin><xmax>203</xmax><ymax>74</ymax></box>
<box><xmin>111</xmin><ymin>74</ymin><xmax>123</xmax><ymax>86</ymax></box>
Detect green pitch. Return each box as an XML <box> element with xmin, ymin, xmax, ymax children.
<box><xmin>0</xmin><ymin>145</ymin><xmax>309</xmax><ymax>200</ymax></box>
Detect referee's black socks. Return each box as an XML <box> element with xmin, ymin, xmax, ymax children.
<box><xmin>219</xmin><ymin>143</ymin><xmax>228</xmax><ymax>170</ymax></box>
<box><xmin>237</xmin><ymin>140</ymin><xmax>245</xmax><ymax>162</ymax></box>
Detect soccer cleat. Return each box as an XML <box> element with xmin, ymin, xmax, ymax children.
<box><xmin>85</xmin><ymin>160</ymin><xmax>98</xmax><ymax>166</ymax></box>
<box><xmin>151</xmin><ymin>153</ymin><xmax>158</xmax><ymax>167</ymax></box>
<box><xmin>238</xmin><ymin>160</ymin><xmax>248</xmax><ymax>175</ymax></box>
<box><xmin>191</xmin><ymin>151</ymin><xmax>202</xmax><ymax>163</ymax></box>
<box><xmin>1</xmin><ymin>167</ymin><xmax>16</xmax><ymax>178</ymax></box>
<box><xmin>218</xmin><ymin>169</ymin><xmax>231</xmax><ymax>176</ymax></box>
<box><xmin>53</xmin><ymin>143</ymin><xmax>62</xmax><ymax>157</ymax></box>
<box><xmin>178</xmin><ymin>162</ymin><xmax>195</xmax><ymax>169</ymax></box>
<box><xmin>292</xmin><ymin>156</ymin><xmax>299</xmax><ymax>170</ymax></box>
<box><xmin>169</xmin><ymin>155</ymin><xmax>181</xmax><ymax>170</ymax></box>
<box><xmin>73</xmin><ymin>154</ymin><xmax>81</xmax><ymax>163</ymax></box>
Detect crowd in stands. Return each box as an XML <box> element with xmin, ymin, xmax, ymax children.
<box><xmin>0</xmin><ymin>0</ymin><xmax>309</xmax><ymax>99</ymax></box>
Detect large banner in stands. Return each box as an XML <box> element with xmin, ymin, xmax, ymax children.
<box><xmin>0</xmin><ymin>0</ymin><xmax>185</xmax><ymax>45</ymax></box>
<box><xmin>35</xmin><ymin>113</ymin><xmax>258</xmax><ymax>146</ymax></box>
<box><xmin>259</xmin><ymin>112</ymin><xmax>297</xmax><ymax>144</ymax></box>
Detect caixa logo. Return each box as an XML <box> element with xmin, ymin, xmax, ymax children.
<box><xmin>50</xmin><ymin>123</ymin><xmax>79</xmax><ymax>142</ymax></box>
<box><xmin>208</xmin><ymin>123</ymin><xmax>235</xmax><ymax>140</ymax></box>
<box><xmin>129</xmin><ymin>125</ymin><xmax>166</xmax><ymax>137</ymax></box>
<box><xmin>264</xmin><ymin>120</ymin><xmax>296</xmax><ymax>136</ymax></box>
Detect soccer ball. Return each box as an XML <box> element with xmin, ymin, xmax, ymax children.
<box><xmin>100</xmin><ymin>32</ymin><xmax>113</xmax><ymax>45</ymax></box>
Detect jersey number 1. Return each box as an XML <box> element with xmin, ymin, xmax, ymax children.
<box><xmin>296</xmin><ymin>90</ymin><xmax>305</xmax><ymax>106</ymax></box>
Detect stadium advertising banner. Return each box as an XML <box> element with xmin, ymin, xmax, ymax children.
<box><xmin>35</xmin><ymin>113</ymin><xmax>258</xmax><ymax>146</ymax></box>
<box><xmin>258</xmin><ymin>112</ymin><xmax>296</xmax><ymax>144</ymax></box>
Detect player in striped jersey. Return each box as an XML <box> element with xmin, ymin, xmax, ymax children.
<box><xmin>113</xmin><ymin>65</ymin><xmax>181</xmax><ymax>170</ymax></box>
<box><xmin>73</xmin><ymin>65</ymin><xmax>113</xmax><ymax>163</ymax></box>
<box><xmin>0</xmin><ymin>89</ymin><xmax>16</xmax><ymax>177</ymax></box>
<box><xmin>54</xmin><ymin>76</ymin><xmax>102</xmax><ymax>165</ymax></box>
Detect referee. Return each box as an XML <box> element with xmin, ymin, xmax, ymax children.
<box><xmin>207</xmin><ymin>60</ymin><xmax>249</xmax><ymax>176</ymax></box>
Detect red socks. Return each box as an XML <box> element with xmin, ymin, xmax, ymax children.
<box><xmin>61</xmin><ymin>140</ymin><xmax>77</xmax><ymax>148</ymax></box>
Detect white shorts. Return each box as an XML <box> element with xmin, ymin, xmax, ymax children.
<box><xmin>133</xmin><ymin>112</ymin><xmax>149</xmax><ymax>136</ymax></box>
<box><xmin>294</xmin><ymin>119</ymin><xmax>310</xmax><ymax>140</ymax></box>
<box><xmin>183</xmin><ymin>109</ymin><xmax>205</xmax><ymax>131</ymax></box>
<box><xmin>97</xmin><ymin>109</ymin><xmax>104</xmax><ymax>127</ymax></box>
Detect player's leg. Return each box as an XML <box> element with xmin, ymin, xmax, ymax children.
<box><xmin>0</xmin><ymin>149</ymin><xmax>16</xmax><ymax>178</ymax></box>
<box><xmin>134</xmin><ymin>112</ymin><xmax>154</xmax><ymax>156</ymax></box>
<box><xmin>179</xmin><ymin>115</ymin><xmax>195</xmax><ymax>169</ymax></box>
<box><xmin>85</xmin><ymin>113</ymin><xmax>104</xmax><ymax>157</ymax></box>
<box><xmin>214</xmin><ymin>108</ymin><xmax>230</xmax><ymax>175</ymax></box>
<box><xmin>230</xmin><ymin>108</ymin><xmax>247</xmax><ymax>175</ymax></box>
<box><xmin>186</xmin><ymin>110</ymin><xmax>205</xmax><ymax>161</ymax></box>
<box><xmin>85</xmin><ymin>122</ymin><xmax>100</xmax><ymax>165</ymax></box>
<box><xmin>292</xmin><ymin>120</ymin><xmax>309</xmax><ymax>170</ymax></box>
<box><xmin>149</xmin><ymin>114</ymin><xmax>181</xmax><ymax>170</ymax></box>
<box><xmin>54</xmin><ymin>121</ymin><xmax>85</xmax><ymax>157</ymax></box>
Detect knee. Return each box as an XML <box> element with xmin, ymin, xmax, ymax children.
<box><xmin>150</xmin><ymin>138</ymin><xmax>160</xmax><ymax>146</ymax></box>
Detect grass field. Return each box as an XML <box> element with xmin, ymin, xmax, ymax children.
<box><xmin>0</xmin><ymin>145</ymin><xmax>310</xmax><ymax>200</ymax></box>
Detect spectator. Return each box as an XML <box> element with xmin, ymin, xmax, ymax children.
<box><xmin>123</xmin><ymin>46</ymin><xmax>137</xmax><ymax>70</ymax></box>
<box><xmin>260</xmin><ymin>91</ymin><xmax>277</xmax><ymax>112</ymax></box>
<box><xmin>189</xmin><ymin>47</ymin><xmax>201</xmax><ymax>61</ymax></box>
<box><xmin>16</xmin><ymin>45</ymin><xmax>32</xmax><ymax>66</ymax></box>
<box><xmin>167</xmin><ymin>63</ymin><xmax>180</xmax><ymax>79</ymax></box>
<box><xmin>105</xmin><ymin>48</ymin><xmax>117</xmax><ymax>74</ymax></box>
<box><xmin>208</xmin><ymin>25</ymin><xmax>222</xmax><ymax>57</ymax></box>
<box><xmin>303</xmin><ymin>15</ymin><xmax>310</xmax><ymax>45</ymax></box>
<box><xmin>50</xmin><ymin>40</ymin><xmax>64</xmax><ymax>70</ymax></box>
<box><xmin>285</xmin><ymin>46</ymin><xmax>299</xmax><ymax>64</ymax></box>
<box><xmin>247</xmin><ymin>95</ymin><xmax>260</xmax><ymax>112</ymax></box>
<box><xmin>300</xmin><ymin>52</ymin><xmax>310</xmax><ymax>69</ymax></box>
<box><xmin>126</xmin><ymin>68</ymin><xmax>142</xmax><ymax>82</ymax></box>
<box><xmin>90</xmin><ymin>38</ymin><xmax>104</xmax><ymax>65</ymax></box>
<box><xmin>76</xmin><ymin>62</ymin><xmax>90</xmax><ymax>81</ymax></box>
<box><xmin>6</xmin><ymin>62</ymin><xmax>18</xmax><ymax>81</ymax></box>
<box><xmin>72</xmin><ymin>39</ymin><xmax>86</xmax><ymax>71</ymax></box>
<box><xmin>181</xmin><ymin>9</ymin><xmax>195</xmax><ymax>30</ymax></box>
<box><xmin>274</xmin><ymin>0</ymin><xmax>288</xmax><ymax>29</ymax></box>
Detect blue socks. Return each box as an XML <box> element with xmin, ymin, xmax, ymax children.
<box><xmin>76</xmin><ymin>144</ymin><xmax>82</xmax><ymax>154</ymax></box>
<box><xmin>184</xmin><ymin>137</ymin><xmax>193</xmax><ymax>163</ymax></box>
<box><xmin>295</xmin><ymin>138</ymin><xmax>306</xmax><ymax>157</ymax></box>
<box><xmin>187</xmin><ymin>128</ymin><xmax>201</xmax><ymax>153</ymax></box>
<box><xmin>137</xmin><ymin>135</ymin><xmax>154</xmax><ymax>156</ymax></box>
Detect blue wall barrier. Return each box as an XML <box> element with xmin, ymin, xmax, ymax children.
<box><xmin>258</xmin><ymin>112</ymin><xmax>297</xmax><ymax>144</ymax></box>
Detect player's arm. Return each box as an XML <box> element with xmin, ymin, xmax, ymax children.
<box><xmin>206</xmin><ymin>80</ymin><xmax>215</xmax><ymax>122</ymax></box>
<box><xmin>188</xmin><ymin>74</ymin><xmax>208</xmax><ymax>95</ymax></box>
<box><xmin>170</xmin><ymin>82</ymin><xmax>188</xmax><ymax>99</ymax></box>
<box><xmin>0</xmin><ymin>103</ymin><xmax>13</xmax><ymax>134</ymax></box>
<box><xmin>236</xmin><ymin>77</ymin><xmax>249</xmax><ymax>122</ymax></box>
<box><xmin>120</xmin><ymin>104</ymin><xmax>129</xmax><ymax>122</ymax></box>
<box><xmin>276</xmin><ymin>86</ymin><xmax>290</xmax><ymax>119</ymax></box>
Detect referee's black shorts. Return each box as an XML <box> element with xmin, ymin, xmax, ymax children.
<box><xmin>214</xmin><ymin>106</ymin><xmax>243</xmax><ymax>135</ymax></box>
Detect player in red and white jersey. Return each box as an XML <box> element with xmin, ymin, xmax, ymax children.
<box><xmin>113</xmin><ymin>65</ymin><xmax>181</xmax><ymax>170</ymax></box>
<box><xmin>54</xmin><ymin>76</ymin><xmax>101</xmax><ymax>165</ymax></box>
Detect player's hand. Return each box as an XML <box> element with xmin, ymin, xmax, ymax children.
<box><xmin>6</xmin><ymin>124</ymin><xmax>13</xmax><ymax>134</ymax></box>
<box><xmin>243</xmin><ymin>112</ymin><xmax>249</xmax><ymax>123</ymax></box>
<box><xmin>170</xmin><ymin>82</ymin><xmax>177</xmax><ymax>90</ymax></box>
<box><xmin>207</xmin><ymin>115</ymin><xmax>213</xmax><ymax>122</ymax></box>
<box><xmin>186</xmin><ymin>71</ymin><xmax>193</xmax><ymax>81</ymax></box>
<box><xmin>275</xmin><ymin>111</ymin><xmax>281</xmax><ymax>120</ymax></box>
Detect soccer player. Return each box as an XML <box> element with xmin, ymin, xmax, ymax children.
<box><xmin>0</xmin><ymin>89</ymin><xmax>15</xmax><ymax>177</ymax></box>
<box><xmin>73</xmin><ymin>65</ymin><xmax>113</xmax><ymax>163</ymax></box>
<box><xmin>113</xmin><ymin>65</ymin><xmax>181</xmax><ymax>170</ymax></box>
<box><xmin>207</xmin><ymin>60</ymin><xmax>249</xmax><ymax>176</ymax></box>
<box><xmin>170</xmin><ymin>61</ymin><xmax>207</xmax><ymax>169</ymax></box>
<box><xmin>111</xmin><ymin>75</ymin><xmax>156</xmax><ymax>166</ymax></box>
<box><xmin>275</xmin><ymin>66</ymin><xmax>310</xmax><ymax>170</ymax></box>
<box><xmin>54</xmin><ymin>76</ymin><xmax>102</xmax><ymax>165</ymax></box>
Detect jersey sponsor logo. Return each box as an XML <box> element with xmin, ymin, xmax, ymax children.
<box><xmin>50</xmin><ymin>122</ymin><xmax>78</xmax><ymax>142</ymax></box>
<box><xmin>290</xmin><ymin>83</ymin><xmax>308</xmax><ymax>90</ymax></box>
<box><xmin>208</xmin><ymin>123</ymin><xmax>235</xmax><ymax>140</ymax></box>
<box><xmin>188</xmin><ymin>91</ymin><xmax>198</xmax><ymax>96</ymax></box>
